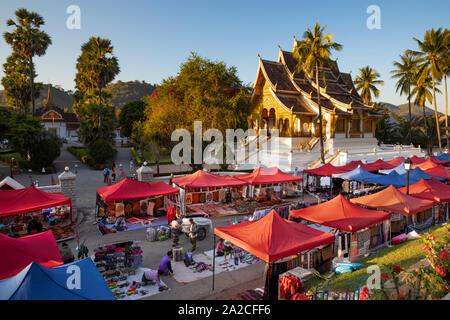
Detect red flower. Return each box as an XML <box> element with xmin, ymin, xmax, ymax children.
<box><xmin>422</xmin><ymin>244</ymin><xmax>430</xmax><ymax>252</ymax></box>
<box><xmin>381</xmin><ymin>273</ymin><xmax>389</xmax><ymax>280</ymax></box>
<box><xmin>360</xmin><ymin>287</ymin><xmax>370</xmax><ymax>300</ymax></box>
<box><xmin>427</xmin><ymin>234</ymin><xmax>435</xmax><ymax>241</ymax></box>
<box><xmin>392</xmin><ymin>265</ymin><xmax>402</xmax><ymax>273</ymax></box>
<box><xmin>439</xmin><ymin>250</ymin><xmax>450</xmax><ymax>260</ymax></box>
<box><xmin>435</xmin><ymin>266</ymin><xmax>447</xmax><ymax>277</ymax></box>
<box><xmin>397</xmin><ymin>294</ymin><xmax>405</xmax><ymax>299</ymax></box>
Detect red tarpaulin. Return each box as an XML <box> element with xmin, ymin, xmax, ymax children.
<box><xmin>429</xmin><ymin>155</ymin><xmax>450</xmax><ymax>165</ymax></box>
<box><xmin>0</xmin><ymin>186</ymin><xmax>71</xmax><ymax>218</ymax></box>
<box><xmin>411</xmin><ymin>155</ymin><xmax>426</xmax><ymax>164</ymax></box>
<box><xmin>386</xmin><ymin>157</ymin><xmax>406</xmax><ymax>166</ymax></box>
<box><xmin>423</xmin><ymin>165</ymin><xmax>450</xmax><ymax>180</ymax></box>
<box><xmin>233</xmin><ymin>167</ymin><xmax>303</xmax><ymax>185</ymax></box>
<box><xmin>97</xmin><ymin>178</ymin><xmax>179</xmax><ymax>201</ymax></box>
<box><xmin>214</xmin><ymin>210</ymin><xmax>334</xmax><ymax>262</ymax></box>
<box><xmin>398</xmin><ymin>178</ymin><xmax>450</xmax><ymax>203</ymax></box>
<box><xmin>0</xmin><ymin>231</ymin><xmax>63</xmax><ymax>280</ymax></box>
<box><xmin>290</xmin><ymin>194</ymin><xmax>390</xmax><ymax>232</ymax></box>
<box><xmin>303</xmin><ymin>163</ymin><xmax>348</xmax><ymax>176</ymax></box>
<box><xmin>334</xmin><ymin>160</ymin><xmax>364</xmax><ymax>173</ymax></box>
<box><xmin>171</xmin><ymin>170</ymin><xmax>247</xmax><ymax>189</ymax></box>
<box><xmin>350</xmin><ymin>185</ymin><xmax>434</xmax><ymax>216</ymax></box>
<box><xmin>361</xmin><ymin>159</ymin><xmax>396</xmax><ymax>172</ymax></box>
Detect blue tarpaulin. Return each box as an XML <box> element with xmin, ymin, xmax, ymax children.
<box><xmin>0</xmin><ymin>258</ymin><xmax>115</xmax><ymax>300</ymax></box>
<box><xmin>332</xmin><ymin>166</ymin><xmax>379</xmax><ymax>182</ymax></box>
<box><xmin>366</xmin><ymin>171</ymin><xmax>405</xmax><ymax>187</ymax></box>
<box><xmin>436</xmin><ymin>153</ymin><xmax>450</xmax><ymax>161</ymax></box>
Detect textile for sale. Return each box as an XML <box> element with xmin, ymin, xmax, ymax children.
<box><xmin>115</xmin><ymin>203</ymin><xmax>125</xmax><ymax>217</ymax></box>
<box><xmin>279</xmin><ymin>274</ymin><xmax>302</xmax><ymax>300</ymax></box>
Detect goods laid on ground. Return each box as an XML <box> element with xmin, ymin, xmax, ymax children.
<box><xmin>229</xmin><ymin>287</ymin><xmax>265</xmax><ymax>300</ymax></box>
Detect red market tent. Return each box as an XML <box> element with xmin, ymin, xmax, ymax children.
<box><xmin>172</xmin><ymin>170</ymin><xmax>248</xmax><ymax>189</ymax></box>
<box><xmin>233</xmin><ymin>167</ymin><xmax>303</xmax><ymax>185</ymax></box>
<box><xmin>350</xmin><ymin>185</ymin><xmax>434</xmax><ymax>216</ymax></box>
<box><xmin>289</xmin><ymin>194</ymin><xmax>391</xmax><ymax>232</ymax></box>
<box><xmin>411</xmin><ymin>155</ymin><xmax>426</xmax><ymax>164</ymax></box>
<box><xmin>429</xmin><ymin>155</ymin><xmax>450</xmax><ymax>165</ymax></box>
<box><xmin>303</xmin><ymin>163</ymin><xmax>348</xmax><ymax>177</ymax></box>
<box><xmin>423</xmin><ymin>165</ymin><xmax>450</xmax><ymax>180</ymax></box>
<box><xmin>386</xmin><ymin>157</ymin><xmax>406</xmax><ymax>167</ymax></box>
<box><xmin>0</xmin><ymin>231</ymin><xmax>63</xmax><ymax>280</ymax></box>
<box><xmin>361</xmin><ymin>159</ymin><xmax>396</xmax><ymax>172</ymax></box>
<box><xmin>0</xmin><ymin>186</ymin><xmax>71</xmax><ymax>218</ymax></box>
<box><xmin>214</xmin><ymin>210</ymin><xmax>335</xmax><ymax>262</ymax></box>
<box><xmin>398</xmin><ymin>178</ymin><xmax>450</xmax><ymax>203</ymax></box>
<box><xmin>412</xmin><ymin>159</ymin><xmax>439</xmax><ymax>171</ymax></box>
<box><xmin>334</xmin><ymin>160</ymin><xmax>364</xmax><ymax>173</ymax></box>
<box><xmin>97</xmin><ymin>178</ymin><xmax>179</xmax><ymax>201</ymax></box>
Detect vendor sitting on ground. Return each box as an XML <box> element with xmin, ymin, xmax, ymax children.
<box><xmin>216</xmin><ymin>238</ymin><xmax>225</xmax><ymax>257</ymax></box>
<box><xmin>60</xmin><ymin>242</ymin><xmax>75</xmax><ymax>264</ymax></box>
<box><xmin>223</xmin><ymin>240</ymin><xmax>234</xmax><ymax>261</ymax></box>
<box><xmin>158</xmin><ymin>251</ymin><xmax>174</xmax><ymax>276</ymax></box>
<box><xmin>141</xmin><ymin>269</ymin><xmax>168</xmax><ymax>291</ymax></box>
<box><xmin>113</xmin><ymin>216</ymin><xmax>127</xmax><ymax>231</ymax></box>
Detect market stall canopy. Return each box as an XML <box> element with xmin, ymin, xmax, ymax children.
<box><xmin>422</xmin><ymin>165</ymin><xmax>450</xmax><ymax>180</ymax></box>
<box><xmin>334</xmin><ymin>160</ymin><xmax>364</xmax><ymax>173</ymax></box>
<box><xmin>386</xmin><ymin>157</ymin><xmax>406</xmax><ymax>167</ymax></box>
<box><xmin>0</xmin><ymin>258</ymin><xmax>115</xmax><ymax>300</ymax></box>
<box><xmin>379</xmin><ymin>164</ymin><xmax>406</xmax><ymax>175</ymax></box>
<box><xmin>436</xmin><ymin>153</ymin><xmax>450</xmax><ymax>161</ymax></box>
<box><xmin>172</xmin><ymin>170</ymin><xmax>248</xmax><ymax>189</ymax></box>
<box><xmin>332</xmin><ymin>166</ymin><xmax>379</xmax><ymax>182</ymax></box>
<box><xmin>214</xmin><ymin>210</ymin><xmax>334</xmax><ymax>263</ymax></box>
<box><xmin>365</xmin><ymin>171</ymin><xmax>405</xmax><ymax>188</ymax></box>
<box><xmin>0</xmin><ymin>186</ymin><xmax>71</xmax><ymax>218</ymax></box>
<box><xmin>350</xmin><ymin>185</ymin><xmax>434</xmax><ymax>216</ymax></box>
<box><xmin>412</xmin><ymin>159</ymin><xmax>439</xmax><ymax>171</ymax></box>
<box><xmin>233</xmin><ymin>167</ymin><xmax>303</xmax><ymax>185</ymax></box>
<box><xmin>429</xmin><ymin>155</ymin><xmax>450</xmax><ymax>165</ymax></box>
<box><xmin>411</xmin><ymin>155</ymin><xmax>426</xmax><ymax>164</ymax></box>
<box><xmin>405</xmin><ymin>167</ymin><xmax>446</xmax><ymax>182</ymax></box>
<box><xmin>97</xmin><ymin>178</ymin><xmax>179</xmax><ymax>201</ymax></box>
<box><xmin>303</xmin><ymin>163</ymin><xmax>348</xmax><ymax>177</ymax></box>
<box><xmin>289</xmin><ymin>194</ymin><xmax>390</xmax><ymax>233</ymax></box>
<box><xmin>398</xmin><ymin>178</ymin><xmax>450</xmax><ymax>203</ymax></box>
<box><xmin>361</xmin><ymin>159</ymin><xmax>396</xmax><ymax>172</ymax></box>
<box><xmin>0</xmin><ymin>176</ymin><xmax>25</xmax><ymax>190</ymax></box>
<box><xmin>0</xmin><ymin>231</ymin><xmax>63</xmax><ymax>280</ymax></box>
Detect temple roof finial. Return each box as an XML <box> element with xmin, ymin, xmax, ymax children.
<box><xmin>43</xmin><ymin>85</ymin><xmax>56</xmax><ymax>109</ymax></box>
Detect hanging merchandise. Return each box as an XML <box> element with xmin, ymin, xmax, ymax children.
<box><xmin>185</xmin><ymin>193</ymin><xmax>193</xmax><ymax>205</ymax></box>
<box><xmin>147</xmin><ymin>201</ymin><xmax>155</xmax><ymax>216</ymax></box>
<box><xmin>279</xmin><ymin>274</ymin><xmax>303</xmax><ymax>300</ymax></box>
<box><xmin>115</xmin><ymin>202</ymin><xmax>125</xmax><ymax>217</ymax></box>
<box><xmin>140</xmin><ymin>200</ymin><xmax>148</xmax><ymax>216</ymax></box>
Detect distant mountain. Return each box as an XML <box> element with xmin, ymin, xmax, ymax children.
<box><xmin>0</xmin><ymin>80</ymin><xmax>156</xmax><ymax>110</ymax></box>
<box><xmin>105</xmin><ymin>80</ymin><xmax>156</xmax><ymax>108</ymax></box>
<box><xmin>380</xmin><ymin>101</ymin><xmax>441</xmax><ymax>118</ymax></box>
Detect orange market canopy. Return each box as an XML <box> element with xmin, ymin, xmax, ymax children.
<box><xmin>214</xmin><ymin>210</ymin><xmax>334</xmax><ymax>262</ymax></box>
<box><xmin>97</xmin><ymin>178</ymin><xmax>179</xmax><ymax>201</ymax></box>
<box><xmin>412</xmin><ymin>159</ymin><xmax>439</xmax><ymax>171</ymax></box>
<box><xmin>233</xmin><ymin>167</ymin><xmax>303</xmax><ymax>185</ymax></box>
<box><xmin>350</xmin><ymin>185</ymin><xmax>434</xmax><ymax>216</ymax></box>
<box><xmin>0</xmin><ymin>186</ymin><xmax>71</xmax><ymax>218</ymax></box>
<box><xmin>289</xmin><ymin>194</ymin><xmax>390</xmax><ymax>233</ymax></box>
<box><xmin>398</xmin><ymin>178</ymin><xmax>450</xmax><ymax>203</ymax></box>
<box><xmin>422</xmin><ymin>165</ymin><xmax>450</xmax><ymax>180</ymax></box>
<box><xmin>0</xmin><ymin>231</ymin><xmax>63</xmax><ymax>280</ymax></box>
<box><xmin>171</xmin><ymin>170</ymin><xmax>247</xmax><ymax>189</ymax></box>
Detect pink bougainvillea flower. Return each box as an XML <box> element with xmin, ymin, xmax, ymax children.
<box><xmin>381</xmin><ymin>273</ymin><xmax>389</xmax><ymax>280</ymax></box>
<box><xmin>422</xmin><ymin>244</ymin><xmax>430</xmax><ymax>251</ymax></box>
<box><xmin>439</xmin><ymin>250</ymin><xmax>450</xmax><ymax>260</ymax></box>
<box><xmin>427</xmin><ymin>234</ymin><xmax>435</xmax><ymax>241</ymax></box>
<box><xmin>397</xmin><ymin>294</ymin><xmax>405</xmax><ymax>299</ymax></box>
<box><xmin>435</xmin><ymin>266</ymin><xmax>447</xmax><ymax>277</ymax></box>
<box><xmin>360</xmin><ymin>286</ymin><xmax>370</xmax><ymax>300</ymax></box>
<box><xmin>392</xmin><ymin>265</ymin><xmax>402</xmax><ymax>273</ymax></box>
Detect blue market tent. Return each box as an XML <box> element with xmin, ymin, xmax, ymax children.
<box><xmin>379</xmin><ymin>164</ymin><xmax>406</xmax><ymax>175</ymax></box>
<box><xmin>332</xmin><ymin>166</ymin><xmax>379</xmax><ymax>182</ymax></box>
<box><xmin>0</xmin><ymin>258</ymin><xmax>115</xmax><ymax>300</ymax></box>
<box><xmin>399</xmin><ymin>167</ymin><xmax>446</xmax><ymax>184</ymax></box>
<box><xmin>365</xmin><ymin>171</ymin><xmax>405</xmax><ymax>188</ymax></box>
<box><xmin>436</xmin><ymin>153</ymin><xmax>450</xmax><ymax>161</ymax></box>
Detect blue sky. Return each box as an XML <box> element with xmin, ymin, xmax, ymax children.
<box><xmin>0</xmin><ymin>0</ymin><xmax>448</xmax><ymax>110</ymax></box>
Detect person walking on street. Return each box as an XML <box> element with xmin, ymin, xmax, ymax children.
<box><xmin>111</xmin><ymin>166</ymin><xmax>117</xmax><ymax>182</ymax></box>
<box><xmin>170</xmin><ymin>212</ymin><xmax>182</xmax><ymax>247</ymax></box>
<box><xmin>188</xmin><ymin>218</ymin><xmax>198</xmax><ymax>252</ymax></box>
<box><xmin>103</xmin><ymin>167</ymin><xmax>110</xmax><ymax>183</ymax></box>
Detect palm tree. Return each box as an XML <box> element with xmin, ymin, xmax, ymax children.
<box><xmin>293</xmin><ymin>23</ymin><xmax>342</xmax><ymax>164</ymax></box>
<box><xmin>391</xmin><ymin>52</ymin><xmax>419</xmax><ymax>144</ymax></box>
<box><xmin>410</xmin><ymin>73</ymin><xmax>442</xmax><ymax>154</ymax></box>
<box><xmin>354</xmin><ymin>66</ymin><xmax>384</xmax><ymax>104</ymax></box>
<box><xmin>440</xmin><ymin>29</ymin><xmax>449</xmax><ymax>149</ymax></box>
<box><xmin>75</xmin><ymin>37</ymin><xmax>120</xmax><ymax>137</ymax></box>
<box><xmin>409</xmin><ymin>28</ymin><xmax>448</xmax><ymax>153</ymax></box>
<box><xmin>3</xmin><ymin>8</ymin><xmax>51</xmax><ymax>115</ymax></box>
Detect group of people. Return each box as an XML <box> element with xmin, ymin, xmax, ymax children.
<box><xmin>215</xmin><ymin>238</ymin><xmax>242</xmax><ymax>264</ymax></box>
<box><xmin>169</xmin><ymin>211</ymin><xmax>198</xmax><ymax>252</ymax></box>
<box><xmin>103</xmin><ymin>162</ymin><xmax>118</xmax><ymax>184</ymax></box>
<box><xmin>141</xmin><ymin>250</ymin><xmax>175</xmax><ymax>291</ymax></box>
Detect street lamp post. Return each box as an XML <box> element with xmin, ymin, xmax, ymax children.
<box><xmin>10</xmin><ymin>157</ymin><xmax>14</xmax><ymax>178</ymax></box>
<box><xmin>404</xmin><ymin>157</ymin><xmax>412</xmax><ymax>195</ymax></box>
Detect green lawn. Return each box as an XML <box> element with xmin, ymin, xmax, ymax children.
<box><xmin>142</xmin><ymin>150</ymin><xmax>173</xmax><ymax>165</ymax></box>
<box><xmin>303</xmin><ymin>224</ymin><xmax>449</xmax><ymax>291</ymax></box>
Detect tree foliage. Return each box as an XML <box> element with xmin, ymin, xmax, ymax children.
<box><xmin>118</xmin><ymin>100</ymin><xmax>145</xmax><ymax>137</ymax></box>
<box><xmin>76</xmin><ymin>103</ymin><xmax>116</xmax><ymax>145</ymax></box>
<box><xmin>88</xmin><ymin>138</ymin><xmax>116</xmax><ymax>165</ymax></box>
<box><xmin>354</xmin><ymin>66</ymin><xmax>384</xmax><ymax>104</ymax></box>
<box><xmin>31</xmin><ymin>138</ymin><xmax>60</xmax><ymax>168</ymax></box>
<box><xmin>4</xmin><ymin>112</ymin><xmax>43</xmax><ymax>158</ymax></box>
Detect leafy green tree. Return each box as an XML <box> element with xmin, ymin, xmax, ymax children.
<box><xmin>375</xmin><ymin>116</ymin><xmax>400</xmax><ymax>145</ymax></box>
<box><xmin>118</xmin><ymin>100</ymin><xmax>145</xmax><ymax>137</ymax></box>
<box><xmin>3</xmin><ymin>8</ymin><xmax>51</xmax><ymax>115</ymax></box>
<box><xmin>293</xmin><ymin>23</ymin><xmax>342</xmax><ymax>164</ymax></box>
<box><xmin>354</xmin><ymin>66</ymin><xmax>384</xmax><ymax>104</ymax></box>
<box><xmin>31</xmin><ymin>138</ymin><xmax>60</xmax><ymax>169</ymax></box>
<box><xmin>5</xmin><ymin>112</ymin><xmax>43</xmax><ymax>158</ymax></box>
<box><xmin>76</xmin><ymin>103</ymin><xmax>116</xmax><ymax>145</ymax></box>
<box><xmin>391</xmin><ymin>52</ymin><xmax>420</xmax><ymax>144</ymax></box>
<box><xmin>75</xmin><ymin>37</ymin><xmax>120</xmax><ymax>136</ymax></box>
<box><xmin>89</xmin><ymin>138</ymin><xmax>116</xmax><ymax>165</ymax></box>
<box><xmin>0</xmin><ymin>106</ymin><xmax>13</xmax><ymax>139</ymax></box>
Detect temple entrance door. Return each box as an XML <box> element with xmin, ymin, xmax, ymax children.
<box><xmin>268</xmin><ymin>108</ymin><xmax>276</xmax><ymax>135</ymax></box>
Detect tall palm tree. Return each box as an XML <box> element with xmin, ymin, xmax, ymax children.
<box><xmin>75</xmin><ymin>36</ymin><xmax>120</xmax><ymax>137</ymax></box>
<box><xmin>354</xmin><ymin>66</ymin><xmax>384</xmax><ymax>105</ymax></box>
<box><xmin>440</xmin><ymin>29</ymin><xmax>450</xmax><ymax>149</ymax></box>
<box><xmin>293</xmin><ymin>23</ymin><xmax>342</xmax><ymax>164</ymax></box>
<box><xmin>391</xmin><ymin>52</ymin><xmax>419</xmax><ymax>144</ymax></box>
<box><xmin>410</xmin><ymin>73</ymin><xmax>441</xmax><ymax>154</ymax></box>
<box><xmin>409</xmin><ymin>28</ymin><xmax>448</xmax><ymax>153</ymax></box>
<box><xmin>3</xmin><ymin>8</ymin><xmax>51</xmax><ymax>115</ymax></box>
